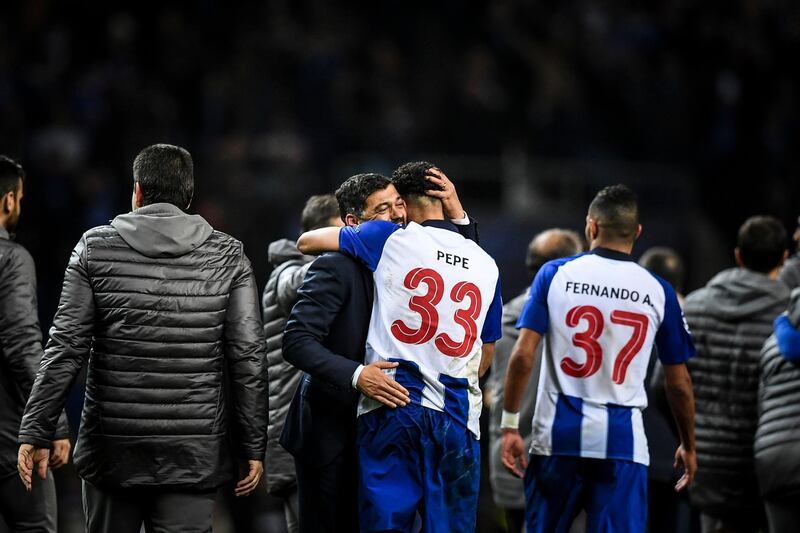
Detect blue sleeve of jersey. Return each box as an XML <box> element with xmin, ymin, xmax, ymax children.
<box><xmin>775</xmin><ymin>314</ymin><xmax>800</xmax><ymax>363</ymax></box>
<box><xmin>654</xmin><ymin>278</ymin><xmax>696</xmax><ymax>365</ymax></box>
<box><xmin>481</xmin><ymin>278</ymin><xmax>503</xmax><ymax>343</ymax></box>
<box><xmin>338</xmin><ymin>221</ymin><xmax>401</xmax><ymax>272</ymax></box>
<box><xmin>515</xmin><ymin>261</ymin><xmax>558</xmax><ymax>334</ymax></box>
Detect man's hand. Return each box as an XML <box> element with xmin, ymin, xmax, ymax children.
<box><xmin>425</xmin><ymin>168</ymin><xmax>466</xmax><ymax>221</ymax></box>
<box><xmin>235</xmin><ymin>460</ymin><xmax>264</xmax><ymax>497</ymax></box>
<box><xmin>673</xmin><ymin>444</ymin><xmax>697</xmax><ymax>492</ymax></box>
<box><xmin>18</xmin><ymin>444</ymin><xmax>50</xmax><ymax>492</ymax></box>
<box><xmin>49</xmin><ymin>439</ymin><xmax>71</xmax><ymax>469</ymax></box>
<box><xmin>357</xmin><ymin>361</ymin><xmax>410</xmax><ymax>408</ymax></box>
<box><xmin>501</xmin><ymin>429</ymin><xmax>528</xmax><ymax>479</ymax></box>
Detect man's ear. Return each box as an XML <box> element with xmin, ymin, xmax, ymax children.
<box><xmin>344</xmin><ymin>213</ymin><xmax>360</xmax><ymax>227</ymax></box>
<box><xmin>635</xmin><ymin>224</ymin><xmax>642</xmax><ymax>240</ymax></box>
<box><xmin>1</xmin><ymin>191</ymin><xmax>12</xmax><ymax>214</ymax></box>
<box><xmin>133</xmin><ymin>182</ymin><xmax>145</xmax><ymax>209</ymax></box>
<box><xmin>734</xmin><ymin>247</ymin><xmax>743</xmax><ymax>267</ymax></box>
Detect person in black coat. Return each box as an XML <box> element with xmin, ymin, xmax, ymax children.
<box><xmin>0</xmin><ymin>156</ymin><xmax>70</xmax><ymax>533</ymax></box>
<box><xmin>16</xmin><ymin>145</ymin><xmax>268</xmax><ymax>533</ymax></box>
<box><xmin>281</xmin><ymin>169</ymin><xmax>477</xmax><ymax>533</ymax></box>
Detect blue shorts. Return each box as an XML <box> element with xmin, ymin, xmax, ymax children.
<box><xmin>524</xmin><ymin>455</ymin><xmax>647</xmax><ymax>533</ymax></box>
<box><xmin>356</xmin><ymin>404</ymin><xmax>480</xmax><ymax>533</ymax></box>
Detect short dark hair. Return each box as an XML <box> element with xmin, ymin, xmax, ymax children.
<box><xmin>301</xmin><ymin>194</ymin><xmax>340</xmax><ymax>232</ymax></box>
<box><xmin>588</xmin><ymin>184</ymin><xmax>639</xmax><ymax>241</ymax></box>
<box><xmin>132</xmin><ymin>144</ymin><xmax>194</xmax><ymax>209</ymax></box>
<box><xmin>0</xmin><ymin>156</ymin><xmax>24</xmax><ymax>196</ymax></box>
<box><xmin>335</xmin><ymin>173</ymin><xmax>392</xmax><ymax>220</ymax></box>
<box><xmin>526</xmin><ymin>229</ymin><xmax>583</xmax><ymax>275</ymax></box>
<box><xmin>391</xmin><ymin>161</ymin><xmax>443</xmax><ymax>199</ymax></box>
<box><xmin>737</xmin><ymin>215</ymin><xmax>787</xmax><ymax>273</ymax></box>
<box><xmin>639</xmin><ymin>247</ymin><xmax>686</xmax><ymax>294</ymax></box>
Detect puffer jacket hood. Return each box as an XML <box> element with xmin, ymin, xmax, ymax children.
<box><xmin>699</xmin><ymin>267</ymin><xmax>789</xmax><ymax>320</ymax></box>
<box><xmin>111</xmin><ymin>203</ymin><xmax>213</xmax><ymax>258</ymax></box>
<box><xmin>268</xmin><ymin>238</ymin><xmax>312</xmax><ymax>268</ymax></box>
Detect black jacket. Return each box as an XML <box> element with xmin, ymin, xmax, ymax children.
<box><xmin>0</xmin><ymin>227</ymin><xmax>69</xmax><ymax>479</ymax></box>
<box><xmin>262</xmin><ymin>238</ymin><xmax>313</xmax><ymax>494</ymax></box>
<box><xmin>19</xmin><ymin>203</ymin><xmax>268</xmax><ymax>490</ymax></box>
<box><xmin>684</xmin><ymin>267</ymin><xmax>789</xmax><ymax>513</ymax></box>
<box><xmin>755</xmin><ymin>290</ymin><xmax>800</xmax><ymax>499</ymax></box>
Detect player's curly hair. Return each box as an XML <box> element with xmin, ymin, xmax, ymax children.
<box><xmin>334</xmin><ymin>173</ymin><xmax>392</xmax><ymax>221</ymax></box>
<box><xmin>391</xmin><ymin>161</ymin><xmax>444</xmax><ymax>199</ymax></box>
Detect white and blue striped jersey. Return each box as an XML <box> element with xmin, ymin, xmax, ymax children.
<box><xmin>517</xmin><ymin>247</ymin><xmax>694</xmax><ymax>465</ymax></box>
<box><xmin>339</xmin><ymin>220</ymin><xmax>502</xmax><ymax>438</ymax></box>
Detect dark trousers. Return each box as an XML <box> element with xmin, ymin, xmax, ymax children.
<box><xmin>82</xmin><ymin>480</ymin><xmax>215</xmax><ymax>533</ymax></box>
<box><xmin>0</xmin><ymin>472</ymin><xmax>57</xmax><ymax>533</ymax></box>
<box><xmin>295</xmin><ymin>450</ymin><xmax>358</xmax><ymax>533</ymax></box>
<box><xmin>765</xmin><ymin>495</ymin><xmax>800</xmax><ymax>533</ymax></box>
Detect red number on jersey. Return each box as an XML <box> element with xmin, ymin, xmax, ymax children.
<box><xmin>560</xmin><ymin>306</ymin><xmax>650</xmax><ymax>384</ymax></box>
<box><xmin>609</xmin><ymin>310</ymin><xmax>649</xmax><ymax>384</ymax></box>
<box><xmin>560</xmin><ymin>305</ymin><xmax>604</xmax><ymax>378</ymax></box>
<box><xmin>435</xmin><ymin>281</ymin><xmax>482</xmax><ymax>358</ymax></box>
<box><xmin>391</xmin><ymin>267</ymin><xmax>444</xmax><ymax>345</ymax></box>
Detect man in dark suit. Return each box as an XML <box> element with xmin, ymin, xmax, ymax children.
<box><xmin>281</xmin><ymin>169</ymin><xmax>477</xmax><ymax>533</ymax></box>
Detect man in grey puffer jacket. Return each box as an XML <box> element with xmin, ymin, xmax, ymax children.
<box><xmin>17</xmin><ymin>144</ymin><xmax>268</xmax><ymax>533</ymax></box>
<box><xmin>684</xmin><ymin>215</ymin><xmax>790</xmax><ymax>533</ymax></box>
<box><xmin>756</xmin><ymin>288</ymin><xmax>800</xmax><ymax>533</ymax></box>
<box><xmin>261</xmin><ymin>194</ymin><xmax>341</xmax><ymax>533</ymax></box>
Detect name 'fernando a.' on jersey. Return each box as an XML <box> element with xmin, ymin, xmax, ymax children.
<box><xmin>564</xmin><ymin>280</ymin><xmax>655</xmax><ymax>307</ymax></box>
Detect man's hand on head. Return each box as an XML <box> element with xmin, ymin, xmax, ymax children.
<box><xmin>425</xmin><ymin>168</ymin><xmax>466</xmax><ymax>221</ymax></box>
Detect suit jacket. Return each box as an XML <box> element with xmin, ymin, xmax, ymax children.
<box><xmin>280</xmin><ymin>219</ymin><xmax>478</xmax><ymax>467</ymax></box>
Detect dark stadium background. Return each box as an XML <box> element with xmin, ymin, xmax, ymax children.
<box><xmin>1</xmin><ymin>1</ymin><xmax>798</xmax><ymax>531</ymax></box>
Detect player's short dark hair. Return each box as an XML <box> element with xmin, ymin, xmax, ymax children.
<box><xmin>133</xmin><ymin>144</ymin><xmax>194</xmax><ymax>209</ymax></box>
<box><xmin>588</xmin><ymin>184</ymin><xmax>639</xmax><ymax>242</ymax></box>
<box><xmin>639</xmin><ymin>247</ymin><xmax>686</xmax><ymax>294</ymax></box>
<box><xmin>526</xmin><ymin>229</ymin><xmax>583</xmax><ymax>275</ymax></box>
<box><xmin>737</xmin><ymin>215</ymin><xmax>787</xmax><ymax>273</ymax></box>
<box><xmin>335</xmin><ymin>173</ymin><xmax>392</xmax><ymax>220</ymax></box>
<box><xmin>391</xmin><ymin>161</ymin><xmax>444</xmax><ymax>199</ymax></box>
<box><xmin>0</xmin><ymin>156</ymin><xmax>25</xmax><ymax>196</ymax></box>
<box><xmin>301</xmin><ymin>194</ymin><xmax>340</xmax><ymax>233</ymax></box>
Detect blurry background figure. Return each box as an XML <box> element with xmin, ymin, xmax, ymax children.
<box><xmin>488</xmin><ymin>228</ymin><xmax>583</xmax><ymax>532</ymax></box>
<box><xmin>639</xmin><ymin>247</ymin><xmax>696</xmax><ymax>533</ymax></box>
<box><xmin>254</xmin><ymin>194</ymin><xmax>341</xmax><ymax>533</ymax></box>
<box><xmin>684</xmin><ymin>216</ymin><xmax>789</xmax><ymax>533</ymax></box>
<box><xmin>0</xmin><ymin>156</ymin><xmax>71</xmax><ymax>533</ymax></box>
<box><xmin>778</xmin><ymin>216</ymin><xmax>800</xmax><ymax>290</ymax></box>
<box><xmin>756</xmin><ymin>290</ymin><xmax>800</xmax><ymax>533</ymax></box>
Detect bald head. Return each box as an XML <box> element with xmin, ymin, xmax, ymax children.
<box><xmin>639</xmin><ymin>247</ymin><xmax>685</xmax><ymax>294</ymax></box>
<box><xmin>526</xmin><ymin>228</ymin><xmax>584</xmax><ymax>275</ymax></box>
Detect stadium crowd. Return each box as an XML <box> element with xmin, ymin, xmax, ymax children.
<box><xmin>2</xmin><ymin>1</ymin><xmax>800</xmax><ymax>532</ymax></box>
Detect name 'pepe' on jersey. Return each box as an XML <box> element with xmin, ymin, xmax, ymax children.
<box><xmin>339</xmin><ymin>219</ymin><xmax>502</xmax><ymax>438</ymax></box>
<box><xmin>517</xmin><ymin>247</ymin><xmax>695</xmax><ymax>465</ymax></box>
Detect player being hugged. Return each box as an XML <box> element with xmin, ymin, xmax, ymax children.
<box><xmin>501</xmin><ymin>185</ymin><xmax>697</xmax><ymax>533</ymax></box>
<box><xmin>298</xmin><ymin>162</ymin><xmax>502</xmax><ymax>533</ymax></box>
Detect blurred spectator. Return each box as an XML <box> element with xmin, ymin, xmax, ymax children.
<box><xmin>639</xmin><ymin>246</ymin><xmax>694</xmax><ymax>533</ymax></box>
<box><xmin>756</xmin><ymin>290</ymin><xmax>800</xmax><ymax>533</ymax></box>
<box><xmin>258</xmin><ymin>194</ymin><xmax>341</xmax><ymax>533</ymax></box>
<box><xmin>488</xmin><ymin>228</ymin><xmax>583</xmax><ymax>533</ymax></box>
<box><xmin>778</xmin><ymin>216</ymin><xmax>800</xmax><ymax>290</ymax></box>
<box><xmin>684</xmin><ymin>215</ymin><xmax>790</xmax><ymax>533</ymax></box>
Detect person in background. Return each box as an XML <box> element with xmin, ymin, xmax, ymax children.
<box><xmin>684</xmin><ymin>215</ymin><xmax>789</xmax><ymax>533</ymax></box>
<box><xmin>17</xmin><ymin>144</ymin><xmax>268</xmax><ymax>533</ymax></box>
<box><xmin>778</xmin><ymin>216</ymin><xmax>800</xmax><ymax>290</ymax></box>
<box><xmin>756</xmin><ymin>289</ymin><xmax>800</xmax><ymax>532</ymax></box>
<box><xmin>261</xmin><ymin>194</ymin><xmax>341</xmax><ymax>533</ymax></box>
<box><xmin>639</xmin><ymin>246</ymin><xmax>694</xmax><ymax>533</ymax></box>
<box><xmin>488</xmin><ymin>228</ymin><xmax>583</xmax><ymax>533</ymax></box>
<box><xmin>0</xmin><ymin>156</ymin><xmax>70</xmax><ymax>532</ymax></box>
